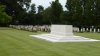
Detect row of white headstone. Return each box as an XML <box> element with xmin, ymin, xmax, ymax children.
<box><xmin>73</xmin><ymin>27</ymin><xmax>100</xmax><ymax>33</ymax></box>
<box><xmin>9</xmin><ymin>25</ymin><xmax>50</xmax><ymax>32</ymax></box>
<box><xmin>9</xmin><ymin>25</ymin><xmax>100</xmax><ymax>33</ymax></box>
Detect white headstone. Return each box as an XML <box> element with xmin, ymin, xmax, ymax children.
<box><xmin>83</xmin><ymin>28</ymin><xmax>85</xmax><ymax>32</ymax></box>
<box><xmin>86</xmin><ymin>28</ymin><xmax>89</xmax><ymax>31</ymax></box>
<box><xmin>90</xmin><ymin>28</ymin><xmax>92</xmax><ymax>32</ymax></box>
<box><xmin>94</xmin><ymin>28</ymin><xmax>96</xmax><ymax>32</ymax></box>
<box><xmin>98</xmin><ymin>29</ymin><xmax>100</xmax><ymax>32</ymax></box>
<box><xmin>81</xmin><ymin>28</ymin><xmax>83</xmax><ymax>32</ymax></box>
<box><xmin>77</xmin><ymin>28</ymin><xmax>79</xmax><ymax>32</ymax></box>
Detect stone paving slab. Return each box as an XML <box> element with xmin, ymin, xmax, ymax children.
<box><xmin>30</xmin><ymin>34</ymin><xmax>100</xmax><ymax>42</ymax></box>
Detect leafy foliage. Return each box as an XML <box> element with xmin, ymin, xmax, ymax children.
<box><xmin>0</xmin><ymin>0</ymin><xmax>31</xmax><ymax>25</ymax></box>
<box><xmin>66</xmin><ymin>0</ymin><xmax>100</xmax><ymax>28</ymax></box>
<box><xmin>0</xmin><ymin>0</ymin><xmax>100</xmax><ymax>27</ymax></box>
<box><xmin>0</xmin><ymin>4</ymin><xmax>11</xmax><ymax>26</ymax></box>
<box><xmin>50</xmin><ymin>0</ymin><xmax>63</xmax><ymax>24</ymax></box>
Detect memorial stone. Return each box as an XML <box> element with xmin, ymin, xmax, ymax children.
<box><xmin>30</xmin><ymin>25</ymin><xmax>100</xmax><ymax>42</ymax></box>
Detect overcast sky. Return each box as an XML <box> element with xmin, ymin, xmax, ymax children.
<box><xmin>31</xmin><ymin>0</ymin><xmax>67</xmax><ymax>10</ymax></box>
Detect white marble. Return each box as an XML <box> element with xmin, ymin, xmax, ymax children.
<box><xmin>30</xmin><ymin>34</ymin><xmax>99</xmax><ymax>42</ymax></box>
<box><xmin>51</xmin><ymin>25</ymin><xmax>73</xmax><ymax>36</ymax></box>
<box><xmin>30</xmin><ymin>25</ymin><xmax>100</xmax><ymax>42</ymax></box>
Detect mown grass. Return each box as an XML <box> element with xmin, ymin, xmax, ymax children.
<box><xmin>0</xmin><ymin>27</ymin><xmax>100</xmax><ymax>56</ymax></box>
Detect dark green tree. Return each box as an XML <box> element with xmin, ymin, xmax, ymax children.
<box><xmin>37</xmin><ymin>5</ymin><xmax>44</xmax><ymax>13</ymax></box>
<box><xmin>60</xmin><ymin>11</ymin><xmax>70</xmax><ymax>24</ymax></box>
<box><xmin>20</xmin><ymin>4</ymin><xmax>36</xmax><ymax>25</ymax></box>
<box><xmin>66</xmin><ymin>0</ymin><xmax>94</xmax><ymax>26</ymax></box>
<box><xmin>83</xmin><ymin>0</ymin><xmax>94</xmax><ymax>26</ymax></box>
<box><xmin>29</xmin><ymin>4</ymin><xmax>36</xmax><ymax>14</ymax></box>
<box><xmin>0</xmin><ymin>0</ymin><xmax>31</xmax><ymax>24</ymax></box>
<box><xmin>65</xmin><ymin>0</ymin><xmax>75</xmax><ymax>25</ymax></box>
<box><xmin>94</xmin><ymin>0</ymin><xmax>100</xmax><ymax>27</ymax></box>
<box><xmin>0</xmin><ymin>4</ymin><xmax>12</xmax><ymax>26</ymax></box>
<box><xmin>43</xmin><ymin>7</ymin><xmax>52</xmax><ymax>24</ymax></box>
<box><xmin>28</xmin><ymin>4</ymin><xmax>36</xmax><ymax>25</ymax></box>
<box><xmin>65</xmin><ymin>0</ymin><xmax>86</xmax><ymax>31</ymax></box>
<box><xmin>36</xmin><ymin>5</ymin><xmax>44</xmax><ymax>25</ymax></box>
<box><xmin>50</xmin><ymin>0</ymin><xmax>63</xmax><ymax>24</ymax></box>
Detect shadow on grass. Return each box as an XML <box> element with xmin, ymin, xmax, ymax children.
<box><xmin>0</xmin><ymin>27</ymin><xmax>12</xmax><ymax>30</ymax></box>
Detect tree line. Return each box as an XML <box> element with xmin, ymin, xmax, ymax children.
<box><xmin>0</xmin><ymin>0</ymin><xmax>100</xmax><ymax>29</ymax></box>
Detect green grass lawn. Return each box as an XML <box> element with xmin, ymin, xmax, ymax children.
<box><xmin>0</xmin><ymin>27</ymin><xmax>100</xmax><ymax>56</ymax></box>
